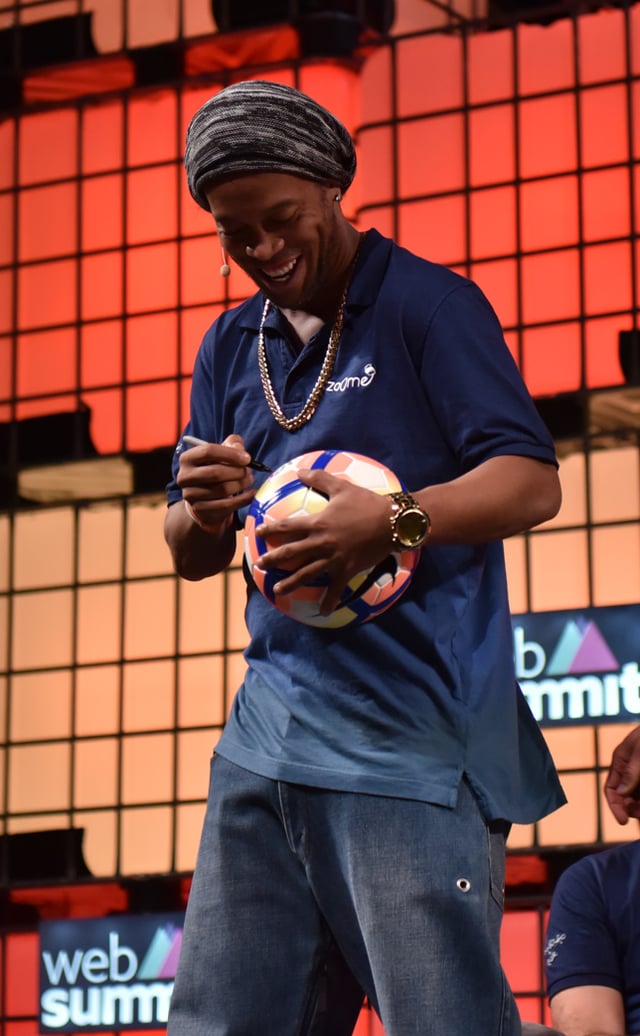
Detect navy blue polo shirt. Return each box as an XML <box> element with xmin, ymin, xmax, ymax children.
<box><xmin>168</xmin><ymin>228</ymin><xmax>565</xmax><ymax>823</ymax></box>
<box><xmin>545</xmin><ymin>841</ymin><xmax>640</xmax><ymax>1033</ymax></box>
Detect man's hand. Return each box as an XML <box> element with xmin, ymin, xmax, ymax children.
<box><xmin>178</xmin><ymin>433</ymin><xmax>256</xmax><ymax>530</ymax></box>
<box><xmin>604</xmin><ymin>726</ymin><xmax>640</xmax><ymax>825</ymax></box>
<box><xmin>166</xmin><ymin>433</ymin><xmax>257</xmax><ymax>581</ymax></box>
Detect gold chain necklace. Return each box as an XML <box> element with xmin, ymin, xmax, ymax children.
<box><xmin>257</xmin><ymin>233</ymin><xmax>365</xmax><ymax>432</ymax></box>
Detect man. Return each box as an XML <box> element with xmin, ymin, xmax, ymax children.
<box><xmin>544</xmin><ymin>839</ymin><xmax>640</xmax><ymax>1036</ymax></box>
<box><xmin>605</xmin><ymin>726</ymin><xmax>640</xmax><ymax>824</ymax></box>
<box><xmin>164</xmin><ymin>79</ymin><xmax>566</xmax><ymax>1036</ymax></box>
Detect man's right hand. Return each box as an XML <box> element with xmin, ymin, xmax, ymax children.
<box><xmin>604</xmin><ymin>726</ymin><xmax>640</xmax><ymax>825</ymax></box>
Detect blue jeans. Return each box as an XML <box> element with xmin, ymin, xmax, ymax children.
<box><xmin>168</xmin><ymin>755</ymin><xmax>521</xmax><ymax>1036</ymax></box>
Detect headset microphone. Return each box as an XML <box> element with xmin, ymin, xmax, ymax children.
<box><xmin>220</xmin><ymin>248</ymin><xmax>230</xmax><ymax>277</ymax></box>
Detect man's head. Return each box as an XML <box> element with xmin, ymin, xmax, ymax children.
<box><xmin>184</xmin><ymin>80</ymin><xmax>356</xmax><ymax>211</ymax></box>
<box><xmin>184</xmin><ymin>81</ymin><xmax>361</xmax><ymax>317</ymax></box>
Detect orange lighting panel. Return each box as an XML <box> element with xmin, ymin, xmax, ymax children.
<box><xmin>501</xmin><ymin>909</ymin><xmax>542</xmax><ymax>990</ymax></box>
<box><xmin>127</xmin><ymin>165</ymin><xmax>178</xmax><ymax>245</ymax></box>
<box><xmin>578</xmin><ymin>8</ymin><xmax>627</xmax><ymax>84</ymax></box>
<box><xmin>18</xmin><ymin>183</ymin><xmax>77</xmax><ymax>262</ymax></box>
<box><xmin>357</xmin><ymin>126</ymin><xmax>394</xmax><ymax>207</ymax></box>
<box><xmin>397</xmin><ymin>34</ymin><xmax>464</xmax><ymax>116</ymax></box>
<box><xmin>127</xmin><ymin>90</ymin><xmax>178</xmax><ymax>167</ymax></box>
<box><xmin>399</xmin><ymin>114</ymin><xmax>466</xmax><ymax>197</ymax></box>
<box><xmin>0</xmin><ymin>194</ymin><xmax>14</xmax><ymax>266</ymax></box>
<box><xmin>81</xmin><ymin>174</ymin><xmax>124</xmax><ymax>251</ymax></box>
<box><xmin>17</xmin><ymin>328</ymin><xmax>77</xmax><ymax>398</ymax></box>
<box><xmin>467</xmin><ymin>29</ymin><xmax>514</xmax><ymax>105</ymax></box>
<box><xmin>5</xmin><ymin>932</ymin><xmax>39</xmax><ymax>1014</ymax></box>
<box><xmin>470</xmin><ymin>186</ymin><xmax>517</xmax><ymax>260</ymax></box>
<box><xmin>360</xmin><ymin>47</ymin><xmax>393</xmax><ymax>123</ymax></box>
<box><xmin>81</xmin><ymin>100</ymin><xmax>125</xmax><ymax>175</ymax></box>
<box><xmin>0</xmin><ymin>335</ymin><xmax>12</xmax><ymax>402</ymax></box>
<box><xmin>582</xmin><ymin>168</ymin><xmax>630</xmax><ymax>242</ymax></box>
<box><xmin>0</xmin><ymin>118</ymin><xmax>15</xmax><ymax>189</ymax></box>
<box><xmin>126</xmin><ymin>311</ymin><xmax>178</xmax><ymax>382</ymax></box>
<box><xmin>520</xmin><ymin>177</ymin><xmax>579</xmax><ymax>252</ymax></box>
<box><xmin>19</xmin><ymin>109</ymin><xmax>78</xmax><ymax>185</ymax></box>
<box><xmin>519</xmin><ymin>95</ymin><xmax>577</xmax><ymax>180</ymax></box>
<box><xmin>180</xmin><ymin>236</ymin><xmax>228</xmax><ymax>308</ymax></box>
<box><xmin>580</xmin><ymin>85</ymin><xmax>629</xmax><ymax>167</ymax></box>
<box><xmin>81</xmin><ymin>251</ymin><xmax>124</xmax><ymax>322</ymax></box>
<box><xmin>0</xmin><ymin>269</ymin><xmax>14</xmax><ymax>336</ymax></box>
<box><xmin>469</xmin><ymin>106</ymin><xmax>516</xmax><ymax>186</ymax></box>
<box><xmin>518</xmin><ymin>19</ymin><xmax>574</xmax><ymax>96</ymax></box>
<box><xmin>81</xmin><ymin>320</ymin><xmax>123</xmax><ymax>389</ymax></box>
<box><xmin>18</xmin><ymin>259</ymin><xmax>77</xmax><ymax>330</ymax></box>
<box><xmin>125</xmin><ymin>380</ymin><xmax>177</xmax><ymax>451</ymax></box>
<box><xmin>522</xmin><ymin>323</ymin><xmax>582</xmax><ymax>397</ymax></box>
<box><xmin>521</xmin><ymin>250</ymin><xmax>581</xmax><ymax>325</ymax></box>
<box><xmin>126</xmin><ymin>242</ymin><xmax>178</xmax><ymax>313</ymax></box>
<box><xmin>583</xmin><ymin>242</ymin><xmax>632</xmax><ymax>316</ymax></box>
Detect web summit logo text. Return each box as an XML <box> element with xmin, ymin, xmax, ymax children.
<box><xmin>39</xmin><ymin>915</ymin><xmax>183</xmax><ymax>1032</ymax></box>
<box><xmin>514</xmin><ymin>608</ymin><xmax>640</xmax><ymax>725</ymax></box>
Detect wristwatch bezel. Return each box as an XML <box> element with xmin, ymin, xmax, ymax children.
<box><xmin>388</xmin><ymin>491</ymin><xmax>431</xmax><ymax>550</ymax></box>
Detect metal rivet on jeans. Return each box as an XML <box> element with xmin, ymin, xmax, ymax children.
<box><xmin>456</xmin><ymin>877</ymin><xmax>471</xmax><ymax>892</ymax></box>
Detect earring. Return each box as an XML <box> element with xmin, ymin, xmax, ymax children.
<box><xmin>335</xmin><ymin>193</ymin><xmax>342</xmax><ymax>202</ymax></box>
<box><xmin>220</xmin><ymin>247</ymin><xmax>230</xmax><ymax>277</ymax></box>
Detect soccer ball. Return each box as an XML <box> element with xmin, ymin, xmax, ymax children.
<box><xmin>244</xmin><ymin>450</ymin><xmax>420</xmax><ymax>629</ymax></box>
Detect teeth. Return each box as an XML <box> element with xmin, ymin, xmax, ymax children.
<box><xmin>265</xmin><ymin>257</ymin><xmax>297</xmax><ymax>281</ymax></box>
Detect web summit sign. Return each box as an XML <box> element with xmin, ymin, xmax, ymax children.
<box><xmin>513</xmin><ymin>604</ymin><xmax>640</xmax><ymax>727</ymax></box>
<box><xmin>39</xmin><ymin>914</ymin><xmax>183</xmax><ymax>1032</ymax></box>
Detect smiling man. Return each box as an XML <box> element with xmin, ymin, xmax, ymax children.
<box><xmin>164</xmin><ymin>80</ymin><xmax>566</xmax><ymax>1036</ymax></box>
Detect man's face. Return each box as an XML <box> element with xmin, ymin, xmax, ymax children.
<box><xmin>205</xmin><ymin>172</ymin><xmax>343</xmax><ymax>315</ymax></box>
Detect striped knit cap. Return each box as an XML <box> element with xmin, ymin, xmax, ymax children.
<box><xmin>184</xmin><ymin>80</ymin><xmax>357</xmax><ymax>211</ymax></box>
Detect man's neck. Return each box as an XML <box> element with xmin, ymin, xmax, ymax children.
<box><xmin>280</xmin><ymin>309</ymin><xmax>325</xmax><ymax>347</ymax></box>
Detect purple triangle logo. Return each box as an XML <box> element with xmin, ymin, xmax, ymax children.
<box><xmin>568</xmin><ymin>621</ymin><xmax>619</xmax><ymax>673</ymax></box>
<box><xmin>547</xmin><ymin>619</ymin><xmax>620</xmax><ymax>675</ymax></box>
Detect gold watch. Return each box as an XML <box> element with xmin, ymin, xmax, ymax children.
<box><xmin>388</xmin><ymin>491</ymin><xmax>431</xmax><ymax>550</ymax></box>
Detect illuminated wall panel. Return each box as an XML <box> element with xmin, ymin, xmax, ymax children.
<box><xmin>10</xmin><ymin>672</ymin><xmax>72</xmax><ymax>742</ymax></box>
<box><xmin>75</xmin><ymin>665</ymin><xmax>120</xmax><ymax>734</ymax></box>
<box><xmin>502</xmin><ymin>910</ymin><xmax>550</xmax><ymax>1025</ymax></box>
<box><xmin>590</xmin><ymin>447</ymin><xmax>640</xmax><ymax>521</ymax></box>
<box><xmin>518</xmin><ymin>20</ymin><xmax>574</xmax><ymax>94</ymax></box>
<box><xmin>120</xmin><ymin>805</ymin><xmax>173</xmax><ymax>873</ymax></box>
<box><xmin>396</xmin><ymin>33</ymin><xmax>465</xmax><ymax>115</ymax></box>
<box><xmin>521</xmin><ymin>324</ymin><xmax>582</xmax><ymax>395</ymax></box>
<box><xmin>470</xmin><ymin>186</ymin><xmax>517</xmax><ymax>259</ymax></box>
<box><xmin>122</xmin><ymin>660</ymin><xmax>175</xmax><ymax>731</ymax></box>
<box><xmin>399</xmin><ymin>197</ymin><xmax>467</xmax><ymax>266</ymax></box>
<box><xmin>1</xmin><ymin>6</ymin><xmax>640</xmax><ymax>1030</ymax></box>
<box><xmin>592</xmin><ymin>525</ymin><xmax>640</xmax><ymax>605</ymax></box>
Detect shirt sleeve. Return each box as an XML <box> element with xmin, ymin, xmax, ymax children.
<box><xmin>420</xmin><ymin>281</ymin><xmax>558</xmax><ymax>472</ymax></box>
<box><xmin>544</xmin><ymin>857</ymin><xmax>623</xmax><ymax>1000</ymax></box>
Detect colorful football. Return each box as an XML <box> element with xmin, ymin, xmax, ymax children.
<box><xmin>244</xmin><ymin>450</ymin><xmax>420</xmax><ymax>629</ymax></box>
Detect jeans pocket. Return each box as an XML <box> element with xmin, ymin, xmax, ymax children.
<box><xmin>487</xmin><ymin>819</ymin><xmax>508</xmax><ymax>911</ymax></box>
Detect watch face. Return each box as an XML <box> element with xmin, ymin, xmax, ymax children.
<box><xmin>397</xmin><ymin>507</ymin><xmax>429</xmax><ymax>547</ymax></box>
